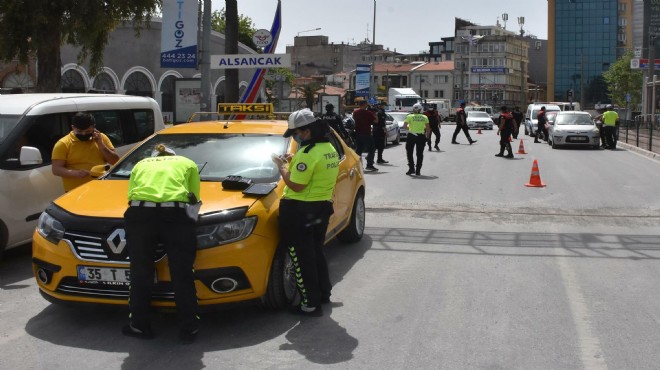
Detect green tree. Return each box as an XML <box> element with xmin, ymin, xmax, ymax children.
<box><xmin>210</xmin><ymin>9</ymin><xmax>259</xmax><ymax>51</ymax></box>
<box><xmin>603</xmin><ymin>51</ymin><xmax>643</xmax><ymax>110</ymax></box>
<box><xmin>300</xmin><ymin>82</ymin><xmax>322</xmax><ymax>110</ymax></box>
<box><xmin>0</xmin><ymin>0</ymin><xmax>159</xmax><ymax>92</ymax></box>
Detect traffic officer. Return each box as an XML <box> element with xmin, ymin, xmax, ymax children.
<box><xmin>601</xmin><ymin>104</ymin><xmax>619</xmax><ymax>150</ymax></box>
<box><xmin>272</xmin><ymin>108</ymin><xmax>340</xmax><ymax>316</ymax></box>
<box><xmin>403</xmin><ymin>103</ymin><xmax>430</xmax><ymax>176</ymax></box>
<box><xmin>451</xmin><ymin>102</ymin><xmax>477</xmax><ymax>145</ymax></box>
<box><xmin>122</xmin><ymin>143</ymin><xmax>201</xmax><ymax>344</ymax></box>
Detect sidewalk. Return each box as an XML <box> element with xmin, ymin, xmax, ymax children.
<box><xmin>617</xmin><ymin>141</ymin><xmax>660</xmax><ymax>163</ymax></box>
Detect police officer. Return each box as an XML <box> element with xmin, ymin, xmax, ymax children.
<box><xmin>424</xmin><ymin>105</ymin><xmax>441</xmax><ymax>151</ymax></box>
<box><xmin>512</xmin><ymin>106</ymin><xmax>523</xmax><ymax>139</ymax></box>
<box><xmin>272</xmin><ymin>108</ymin><xmax>340</xmax><ymax>316</ymax></box>
<box><xmin>321</xmin><ymin>103</ymin><xmax>355</xmax><ymax>149</ymax></box>
<box><xmin>452</xmin><ymin>102</ymin><xmax>477</xmax><ymax>145</ymax></box>
<box><xmin>534</xmin><ymin>106</ymin><xmax>548</xmax><ymax>143</ymax></box>
<box><xmin>495</xmin><ymin>106</ymin><xmax>515</xmax><ymax>159</ymax></box>
<box><xmin>403</xmin><ymin>103</ymin><xmax>430</xmax><ymax>176</ymax></box>
<box><xmin>601</xmin><ymin>104</ymin><xmax>619</xmax><ymax>150</ymax></box>
<box><xmin>122</xmin><ymin>143</ymin><xmax>201</xmax><ymax>343</ymax></box>
<box><xmin>373</xmin><ymin>101</ymin><xmax>389</xmax><ymax>164</ymax></box>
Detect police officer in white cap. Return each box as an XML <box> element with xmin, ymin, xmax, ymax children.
<box><xmin>272</xmin><ymin>108</ymin><xmax>340</xmax><ymax>316</ymax></box>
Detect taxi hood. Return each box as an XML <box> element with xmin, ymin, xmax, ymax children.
<box><xmin>52</xmin><ymin>179</ymin><xmax>274</xmax><ymax>219</ymax></box>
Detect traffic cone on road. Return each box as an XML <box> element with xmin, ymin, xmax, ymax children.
<box><xmin>516</xmin><ymin>139</ymin><xmax>527</xmax><ymax>154</ymax></box>
<box><xmin>525</xmin><ymin>159</ymin><xmax>546</xmax><ymax>187</ymax></box>
<box><xmin>477</xmin><ymin>128</ymin><xmax>482</xmax><ymax>134</ymax></box>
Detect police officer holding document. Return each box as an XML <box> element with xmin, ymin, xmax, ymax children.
<box><xmin>122</xmin><ymin>143</ymin><xmax>201</xmax><ymax>344</ymax></box>
<box><xmin>271</xmin><ymin>108</ymin><xmax>340</xmax><ymax>317</ymax></box>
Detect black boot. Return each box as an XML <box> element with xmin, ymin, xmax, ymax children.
<box><xmin>415</xmin><ymin>165</ymin><xmax>422</xmax><ymax>176</ymax></box>
<box><xmin>406</xmin><ymin>166</ymin><xmax>415</xmax><ymax>175</ymax></box>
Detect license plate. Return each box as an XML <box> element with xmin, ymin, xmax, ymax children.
<box><xmin>568</xmin><ymin>136</ymin><xmax>588</xmax><ymax>142</ymax></box>
<box><xmin>77</xmin><ymin>266</ymin><xmax>132</xmax><ymax>285</ymax></box>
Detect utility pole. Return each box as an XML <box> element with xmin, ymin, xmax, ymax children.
<box><xmin>200</xmin><ymin>0</ymin><xmax>211</xmax><ymax>118</ymax></box>
<box><xmin>648</xmin><ymin>32</ymin><xmax>656</xmax><ymax>116</ymax></box>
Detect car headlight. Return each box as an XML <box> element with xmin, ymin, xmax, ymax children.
<box><xmin>37</xmin><ymin>212</ymin><xmax>65</xmax><ymax>245</ymax></box>
<box><xmin>196</xmin><ymin>216</ymin><xmax>257</xmax><ymax>249</ymax></box>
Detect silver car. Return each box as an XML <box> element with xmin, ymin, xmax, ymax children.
<box><xmin>547</xmin><ymin>111</ymin><xmax>600</xmax><ymax>149</ymax></box>
<box><xmin>387</xmin><ymin>111</ymin><xmax>410</xmax><ymax>141</ymax></box>
<box><xmin>466</xmin><ymin>111</ymin><xmax>494</xmax><ymax>130</ymax></box>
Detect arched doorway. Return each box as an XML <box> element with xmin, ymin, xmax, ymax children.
<box><xmin>92</xmin><ymin>72</ymin><xmax>116</xmax><ymax>93</ymax></box>
<box><xmin>124</xmin><ymin>71</ymin><xmax>153</xmax><ymax>97</ymax></box>
<box><xmin>62</xmin><ymin>69</ymin><xmax>85</xmax><ymax>93</ymax></box>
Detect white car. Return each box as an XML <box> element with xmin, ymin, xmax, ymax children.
<box><xmin>547</xmin><ymin>111</ymin><xmax>600</xmax><ymax>149</ymax></box>
<box><xmin>387</xmin><ymin>111</ymin><xmax>410</xmax><ymax>140</ymax></box>
<box><xmin>384</xmin><ymin>115</ymin><xmax>401</xmax><ymax>144</ymax></box>
<box><xmin>466</xmin><ymin>111</ymin><xmax>494</xmax><ymax>130</ymax></box>
<box><xmin>0</xmin><ymin>94</ymin><xmax>165</xmax><ymax>259</ymax></box>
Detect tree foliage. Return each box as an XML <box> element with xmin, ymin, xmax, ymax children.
<box><xmin>603</xmin><ymin>51</ymin><xmax>643</xmax><ymax>109</ymax></box>
<box><xmin>211</xmin><ymin>8</ymin><xmax>259</xmax><ymax>51</ymax></box>
<box><xmin>300</xmin><ymin>82</ymin><xmax>322</xmax><ymax>109</ymax></box>
<box><xmin>0</xmin><ymin>0</ymin><xmax>160</xmax><ymax>92</ymax></box>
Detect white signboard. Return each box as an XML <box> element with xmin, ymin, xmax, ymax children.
<box><xmin>161</xmin><ymin>0</ymin><xmax>198</xmax><ymax>68</ymax></box>
<box><xmin>252</xmin><ymin>29</ymin><xmax>273</xmax><ymax>48</ymax></box>
<box><xmin>210</xmin><ymin>54</ymin><xmax>291</xmax><ymax>69</ymax></box>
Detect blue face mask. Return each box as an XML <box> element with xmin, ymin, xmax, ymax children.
<box><xmin>293</xmin><ymin>134</ymin><xmax>302</xmax><ymax>144</ymax></box>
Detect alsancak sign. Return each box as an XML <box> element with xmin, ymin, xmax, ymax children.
<box><xmin>160</xmin><ymin>0</ymin><xmax>198</xmax><ymax>68</ymax></box>
<box><xmin>210</xmin><ymin>54</ymin><xmax>291</xmax><ymax>69</ymax></box>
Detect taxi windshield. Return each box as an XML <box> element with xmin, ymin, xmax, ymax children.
<box><xmin>108</xmin><ymin>133</ymin><xmax>288</xmax><ymax>183</ymax></box>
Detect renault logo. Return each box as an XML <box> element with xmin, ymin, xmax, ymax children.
<box><xmin>107</xmin><ymin>229</ymin><xmax>127</xmax><ymax>254</ymax></box>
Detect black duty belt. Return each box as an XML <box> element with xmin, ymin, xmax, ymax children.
<box><xmin>129</xmin><ymin>200</ymin><xmax>186</xmax><ymax>208</ymax></box>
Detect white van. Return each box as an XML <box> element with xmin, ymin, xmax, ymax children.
<box><xmin>0</xmin><ymin>94</ymin><xmax>164</xmax><ymax>258</ymax></box>
<box><xmin>524</xmin><ymin>103</ymin><xmax>561</xmax><ymax>136</ymax></box>
<box><xmin>424</xmin><ymin>99</ymin><xmax>451</xmax><ymax>121</ymax></box>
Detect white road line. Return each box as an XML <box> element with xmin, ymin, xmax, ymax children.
<box><xmin>557</xmin><ymin>257</ymin><xmax>609</xmax><ymax>370</ymax></box>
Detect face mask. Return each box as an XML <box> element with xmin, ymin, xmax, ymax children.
<box><xmin>293</xmin><ymin>134</ymin><xmax>302</xmax><ymax>144</ymax></box>
<box><xmin>75</xmin><ymin>133</ymin><xmax>93</xmax><ymax>141</ymax></box>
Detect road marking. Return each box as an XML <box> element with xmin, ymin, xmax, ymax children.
<box><xmin>556</xmin><ymin>257</ymin><xmax>609</xmax><ymax>370</ymax></box>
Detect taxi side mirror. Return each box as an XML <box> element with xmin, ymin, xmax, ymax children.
<box><xmin>90</xmin><ymin>164</ymin><xmax>110</xmax><ymax>178</ymax></box>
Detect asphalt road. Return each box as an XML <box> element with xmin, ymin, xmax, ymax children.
<box><xmin>2</xmin><ymin>127</ymin><xmax>660</xmax><ymax>369</ymax></box>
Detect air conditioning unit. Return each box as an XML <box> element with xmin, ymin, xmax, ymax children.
<box><xmin>535</xmin><ymin>41</ymin><xmax>542</xmax><ymax>50</ymax></box>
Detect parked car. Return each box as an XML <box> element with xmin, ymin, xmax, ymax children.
<box><xmin>466</xmin><ymin>111</ymin><xmax>494</xmax><ymax>130</ymax></box>
<box><xmin>547</xmin><ymin>111</ymin><xmax>600</xmax><ymax>149</ymax></box>
<box><xmin>387</xmin><ymin>111</ymin><xmax>410</xmax><ymax>141</ymax></box>
<box><xmin>0</xmin><ymin>94</ymin><xmax>165</xmax><ymax>260</ymax></box>
<box><xmin>385</xmin><ymin>114</ymin><xmax>401</xmax><ymax>144</ymax></box>
<box><xmin>32</xmin><ymin>104</ymin><xmax>366</xmax><ymax>310</ymax></box>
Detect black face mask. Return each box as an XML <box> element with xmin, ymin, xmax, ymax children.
<box><xmin>75</xmin><ymin>133</ymin><xmax>93</xmax><ymax>141</ymax></box>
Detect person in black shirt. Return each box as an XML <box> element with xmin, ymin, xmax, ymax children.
<box><xmin>373</xmin><ymin>102</ymin><xmax>389</xmax><ymax>164</ymax></box>
<box><xmin>534</xmin><ymin>106</ymin><xmax>548</xmax><ymax>143</ymax></box>
<box><xmin>512</xmin><ymin>106</ymin><xmax>523</xmax><ymax>140</ymax></box>
<box><xmin>321</xmin><ymin>103</ymin><xmax>355</xmax><ymax>149</ymax></box>
<box><xmin>495</xmin><ymin>106</ymin><xmax>515</xmax><ymax>158</ymax></box>
<box><xmin>424</xmin><ymin>105</ymin><xmax>441</xmax><ymax>151</ymax></box>
<box><xmin>451</xmin><ymin>102</ymin><xmax>477</xmax><ymax>145</ymax></box>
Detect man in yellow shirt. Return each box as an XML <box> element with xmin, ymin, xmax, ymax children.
<box><xmin>601</xmin><ymin>104</ymin><xmax>619</xmax><ymax>150</ymax></box>
<box><xmin>51</xmin><ymin>112</ymin><xmax>119</xmax><ymax>191</ymax></box>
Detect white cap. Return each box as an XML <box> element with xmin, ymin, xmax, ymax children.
<box><xmin>284</xmin><ymin>108</ymin><xmax>317</xmax><ymax>137</ymax></box>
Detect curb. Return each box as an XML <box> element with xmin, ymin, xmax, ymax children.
<box><xmin>616</xmin><ymin>142</ymin><xmax>660</xmax><ymax>163</ymax></box>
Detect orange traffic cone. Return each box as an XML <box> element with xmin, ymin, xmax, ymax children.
<box><xmin>525</xmin><ymin>159</ymin><xmax>546</xmax><ymax>187</ymax></box>
<box><xmin>477</xmin><ymin>128</ymin><xmax>482</xmax><ymax>134</ymax></box>
<box><xmin>516</xmin><ymin>139</ymin><xmax>527</xmax><ymax>154</ymax></box>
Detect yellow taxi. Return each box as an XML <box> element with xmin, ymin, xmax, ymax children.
<box><xmin>32</xmin><ymin>104</ymin><xmax>366</xmax><ymax>309</ymax></box>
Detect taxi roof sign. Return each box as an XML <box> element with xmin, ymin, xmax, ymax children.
<box><xmin>217</xmin><ymin>103</ymin><xmax>274</xmax><ymax>115</ymax></box>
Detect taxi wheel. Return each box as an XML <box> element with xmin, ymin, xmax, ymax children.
<box><xmin>337</xmin><ymin>190</ymin><xmax>365</xmax><ymax>243</ymax></box>
<box><xmin>262</xmin><ymin>244</ymin><xmax>299</xmax><ymax>310</ymax></box>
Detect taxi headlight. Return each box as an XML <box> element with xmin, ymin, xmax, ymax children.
<box><xmin>196</xmin><ymin>217</ymin><xmax>257</xmax><ymax>249</ymax></box>
<box><xmin>37</xmin><ymin>212</ymin><xmax>65</xmax><ymax>245</ymax></box>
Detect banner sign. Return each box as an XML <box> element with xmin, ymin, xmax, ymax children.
<box><xmin>210</xmin><ymin>54</ymin><xmax>291</xmax><ymax>69</ymax></box>
<box><xmin>355</xmin><ymin>64</ymin><xmax>371</xmax><ymax>97</ymax></box>
<box><xmin>161</xmin><ymin>0</ymin><xmax>198</xmax><ymax>68</ymax></box>
<box><xmin>471</xmin><ymin>67</ymin><xmax>506</xmax><ymax>73</ymax></box>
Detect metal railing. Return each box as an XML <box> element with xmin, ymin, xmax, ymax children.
<box><xmin>617</xmin><ymin>116</ymin><xmax>660</xmax><ymax>153</ymax></box>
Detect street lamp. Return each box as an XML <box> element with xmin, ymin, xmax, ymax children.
<box><xmin>297</xmin><ymin>27</ymin><xmax>321</xmax><ymax>37</ymax></box>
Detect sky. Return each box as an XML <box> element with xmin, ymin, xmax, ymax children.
<box><xmin>217</xmin><ymin>0</ymin><xmax>549</xmax><ymax>54</ymax></box>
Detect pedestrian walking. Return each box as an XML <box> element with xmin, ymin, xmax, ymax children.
<box><xmin>600</xmin><ymin>104</ymin><xmax>619</xmax><ymax>149</ymax></box>
<box><xmin>403</xmin><ymin>103</ymin><xmax>430</xmax><ymax>176</ymax></box>
<box><xmin>512</xmin><ymin>106</ymin><xmax>523</xmax><ymax>139</ymax></box>
<box><xmin>495</xmin><ymin>106</ymin><xmax>515</xmax><ymax>159</ymax></box>
<box><xmin>272</xmin><ymin>108</ymin><xmax>340</xmax><ymax>316</ymax></box>
<box><xmin>373</xmin><ymin>101</ymin><xmax>389</xmax><ymax>164</ymax></box>
<box><xmin>352</xmin><ymin>100</ymin><xmax>378</xmax><ymax>171</ymax></box>
<box><xmin>424</xmin><ymin>105</ymin><xmax>441</xmax><ymax>151</ymax></box>
<box><xmin>451</xmin><ymin>102</ymin><xmax>477</xmax><ymax>145</ymax></box>
<box><xmin>122</xmin><ymin>143</ymin><xmax>201</xmax><ymax>344</ymax></box>
<box><xmin>51</xmin><ymin>112</ymin><xmax>119</xmax><ymax>192</ymax></box>
<box><xmin>534</xmin><ymin>106</ymin><xmax>548</xmax><ymax>143</ymax></box>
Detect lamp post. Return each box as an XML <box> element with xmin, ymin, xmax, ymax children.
<box><xmin>518</xmin><ymin>17</ymin><xmax>526</xmax><ymax>109</ymax></box>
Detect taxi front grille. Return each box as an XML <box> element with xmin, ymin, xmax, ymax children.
<box><xmin>64</xmin><ymin>231</ymin><xmax>166</xmax><ymax>264</ymax></box>
<box><xmin>56</xmin><ymin>277</ymin><xmax>175</xmax><ymax>301</ymax></box>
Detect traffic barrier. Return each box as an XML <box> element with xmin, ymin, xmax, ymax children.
<box><xmin>516</xmin><ymin>139</ymin><xmax>527</xmax><ymax>154</ymax></box>
<box><xmin>525</xmin><ymin>159</ymin><xmax>546</xmax><ymax>187</ymax></box>
<box><xmin>477</xmin><ymin>128</ymin><xmax>482</xmax><ymax>134</ymax></box>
